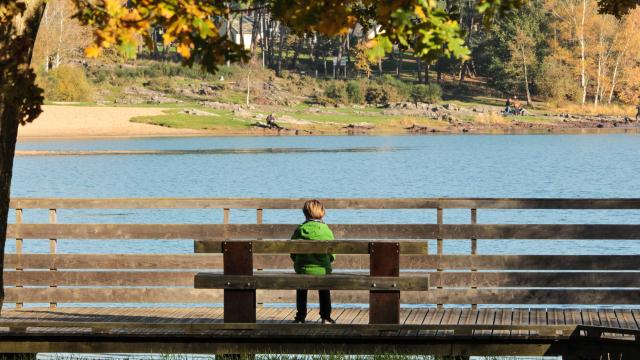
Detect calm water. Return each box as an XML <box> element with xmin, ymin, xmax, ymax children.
<box><xmin>9</xmin><ymin>134</ymin><xmax>640</xmax><ymax>256</ymax></box>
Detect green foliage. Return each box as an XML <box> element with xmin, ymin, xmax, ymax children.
<box><xmin>41</xmin><ymin>65</ymin><xmax>94</xmax><ymax>102</ymax></box>
<box><xmin>410</xmin><ymin>84</ymin><xmax>443</xmax><ymax>104</ymax></box>
<box><xmin>480</xmin><ymin>0</ymin><xmax>548</xmax><ymax>97</ymax></box>
<box><xmin>346</xmin><ymin>81</ymin><xmax>364</xmax><ymax>104</ymax></box>
<box><xmin>535</xmin><ymin>57</ymin><xmax>579</xmax><ymax>102</ymax></box>
<box><xmin>376</xmin><ymin>75</ymin><xmax>412</xmax><ymax>99</ymax></box>
<box><xmin>365</xmin><ymin>85</ymin><xmax>397</xmax><ymax>105</ymax></box>
<box><xmin>323</xmin><ymin>82</ymin><xmax>347</xmax><ymax>104</ymax></box>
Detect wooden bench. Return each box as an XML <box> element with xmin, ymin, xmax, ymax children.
<box><xmin>194</xmin><ymin>239</ymin><xmax>430</xmax><ymax>324</ymax></box>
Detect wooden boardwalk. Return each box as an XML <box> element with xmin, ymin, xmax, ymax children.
<box><xmin>3</xmin><ymin>306</ymin><xmax>640</xmax><ymax>331</ymax></box>
<box><xmin>5</xmin><ymin>197</ymin><xmax>640</xmax><ymax>359</ymax></box>
<box><xmin>2</xmin><ymin>306</ymin><xmax>640</xmax><ymax>358</ymax></box>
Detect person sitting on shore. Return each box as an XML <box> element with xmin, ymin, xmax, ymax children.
<box><xmin>290</xmin><ymin>199</ymin><xmax>336</xmax><ymax>324</ymax></box>
<box><xmin>505</xmin><ymin>97</ymin><xmax>512</xmax><ymax>114</ymax></box>
<box><xmin>513</xmin><ymin>96</ymin><xmax>523</xmax><ymax>116</ymax></box>
<box><xmin>636</xmin><ymin>104</ymin><xmax>640</xmax><ymax>121</ymax></box>
<box><xmin>266</xmin><ymin>113</ymin><xmax>282</xmax><ymax>129</ymax></box>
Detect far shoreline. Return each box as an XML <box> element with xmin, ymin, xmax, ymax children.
<box><xmin>17</xmin><ymin>104</ymin><xmax>640</xmax><ymax>140</ymax></box>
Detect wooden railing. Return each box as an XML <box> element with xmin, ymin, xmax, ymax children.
<box><xmin>5</xmin><ymin>197</ymin><xmax>640</xmax><ymax>309</ymax></box>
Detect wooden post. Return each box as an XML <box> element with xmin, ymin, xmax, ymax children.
<box><xmin>49</xmin><ymin>208</ymin><xmax>57</xmax><ymax>310</ymax></box>
<box><xmin>256</xmin><ymin>208</ymin><xmax>263</xmax><ymax>225</ymax></box>
<box><xmin>15</xmin><ymin>209</ymin><xmax>23</xmax><ymax>309</ymax></box>
<box><xmin>223</xmin><ymin>208</ymin><xmax>230</xmax><ymax>224</ymax></box>
<box><xmin>223</xmin><ymin>241</ymin><xmax>256</xmax><ymax>323</ymax></box>
<box><xmin>471</xmin><ymin>208</ymin><xmax>477</xmax><ymax>310</ymax></box>
<box><xmin>369</xmin><ymin>241</ymin><xmax>400</xmax><ymax>324</ymax></box>
<box><xmin>437</xmin><ymin>207</ymin><xmax>443</xmax><ymax>309</ymax></box>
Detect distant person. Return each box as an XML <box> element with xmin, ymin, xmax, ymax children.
<box><xmin>266</xmin><ymin>113</ymin><xmax>281</xmax><ymax>129</ymax></box>
<box><xmin>513</xmin><ymin>96</ymin><xmax>523</xmax><ymax>116</ymax></box>
<box><xmin>290</xmin><ymin>200</ymin><xmax>336</xmax><ymax>324</ymax></box>
<box><xmin>636</xmin><ymin>104</ymin><xmax>640</xmax><ymax>121</ymax></box>
<box><xmin>505</xmin><ymin>97</ymin><xmax>512</xmax><ymax>114</ymax></box>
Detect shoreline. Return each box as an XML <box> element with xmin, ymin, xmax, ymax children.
<box><xmin>17</xmin><ymin>105</ymin><xmax>640</xmax><ymax>140</ymax></box>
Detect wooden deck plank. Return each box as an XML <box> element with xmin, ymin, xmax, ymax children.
<box><xmin>528</xmin><ymin>308</ymin><xmax>547</xmax><ymax>336</ymax></box>
<box><xmin>436</xmin><ymin>308</ymin><xmax>461</xmax><ymax>336</ymax></box>
<box><xmin>564</xmin><ymin>309</ymin><xmax>583</xmax><ymax>326</ymax></box>
<box><xmin>492</xmin><ymin>308</ymin><xmax>511</xmax><ymax>337</ymax></box>
<box><xmin>400</xmin><ymin>309</ymin><xmax>413</xmax><ymax>325</ymax></box>
<box><xmin>615</xmin><ymin>309</ymin><xmax>638</xmax><ymax>330</ymax></box>
<box><xmin>511</xmin><ymin>308</ymin><xmax>529</xmax><ymax>337</ymax></box>
<box><xmin>581</xmin><ymin>309</ymin><xmax>601</xmax><ymax>327</ymax></box>
<box><xmin>475</xmin><ymin>308</ymin><xmax>496</xmax><ymax>336</ymax></box>
<box><xmin>598</xmin><ymin>309</ymin><xmax>619</xmax><ymax>329</ymax></box>
<box><xmin>630</xmin><ymin>310</ymin><xmax>640</xmax><ymax>330</ymax></box>
<box><xmin>421</xmin><ymin>308</ymin><xmax>445</xmax><ymax>336</ymax></box>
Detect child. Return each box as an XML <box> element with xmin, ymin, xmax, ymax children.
<box><xmin>290</xmin><ymin>199</ymin><xmax>336</xmax><ymax>324</ymax></box>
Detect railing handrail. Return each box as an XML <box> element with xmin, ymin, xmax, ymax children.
<box><xmin>9</xmin><ymin>197</ymin><xmax>640</xmax><ymax>209</ymax></box>
<box><xmin>8</xmin><ymin>223</ymin><xmax>640</xmax><ymax>240</ymax></box>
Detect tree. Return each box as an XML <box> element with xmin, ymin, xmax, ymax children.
<box><xmin>1</xmin><ymin>0</ymin><xmax>639</xmax><ymax>315</ymax></box>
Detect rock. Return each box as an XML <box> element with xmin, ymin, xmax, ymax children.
<box><xmin>443</xmin><ymin>103</ymin><xmax>458</xmax><ymax>111</ymax></box>
<box><xmin>182</xmin><ymin>108</ymin><xmax>217</xmax><ymax>116</ymax></box>
<box><xmin>344</xmin><ymin>122</ymin><xmax>375</xmax><ymax>130</ymax></box>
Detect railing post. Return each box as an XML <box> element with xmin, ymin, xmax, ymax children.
<box><xmin>223</xmin><ymin>241</ymin><xmax>256</xmax><ymax>323</ymax></box>
<box><xmin>436</xmin><ymin>207</ymin><xmax>443</xmax><ymax>309</ymax></box>
<box><xmin>223</xmin><ymin>208</ymin><xmax>230</xmax><ymax>224</ymax></box>
<box><xmin>15</xmin><ymin>209</ymin><xmax>23</xmax><ymax>310</ymax></box>
<box><xmin>471</xmin><ymin>208</ymin><xmax>478</xmax><ymax>310</ymax></box>
<box><xmin>369</xmin><ymin>242</ymin><xmax>400</xmax><ymax>324</ymax></box>
<box><xmin>49</xmin><ymin>208</ymin><xmax>57</xmax><ymax>310</ymax></box>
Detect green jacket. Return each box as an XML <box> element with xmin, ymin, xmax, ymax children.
<box><xmin>290</xmin><ymin>220</ymin><xmax>335</xmax><ymax>275</ymax></box>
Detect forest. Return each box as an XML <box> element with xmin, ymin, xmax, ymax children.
<box><xmin>32</xmin><ymin>0</ymin><xmax>640</xmax><ymax>107</ymax></box>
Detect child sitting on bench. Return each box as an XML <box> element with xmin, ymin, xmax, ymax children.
<box><xmin>291</xmin><ymin>199</ymin><xmax>336</xmax><ymax>324</ymax></box>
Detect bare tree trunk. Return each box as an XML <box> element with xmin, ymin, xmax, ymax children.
<box><xmin>53</xmin><ymin>1</ymin><xmax>64</xmax><ymax>69</ymax></box>
<box><xmin>250</xmin><ymin>10</ymin><xmax>260</xmax><ymax>55</ymax></box>
<box><xmin>426</xmin><ymin>63</ymin><xmax>430</xmax><ymax>84</ymax></box>
<box><xmin>579</xmin><ymin>0</ymin><xmax>587</xmax><ymax>105</ymax></box>
<box><xmin>0</xmin><ymin>0</ymin><xmax>47</xmax><ymax>315</ymax></box>
<box><xmin>520</xmin><ymin>45</ymin><xmax>532</xmax><ymax>106</ymax></box>
<box><xmin>607</xmin><ymin>39</ymin><xmax>628</xmax><ymax>104</ymax></box>
<box><xmin>276</xmin><ymin>23</ymin><xmax>285</xmax><ymax>76</ymax></box>
<box><xmin>335</xmin><ymin>35</ymin><xmax>343</xmax><ymax>79</ymax></box>
<box><xmin>239</xmin><ymin>13</ymin><xmax>245</xmax><ymax>50</ymax></box>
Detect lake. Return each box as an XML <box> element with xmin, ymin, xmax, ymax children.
<box><xmin>10</xmin><ymin>134</ymin><xmax>640</xmax><ymax>256</ymax></box>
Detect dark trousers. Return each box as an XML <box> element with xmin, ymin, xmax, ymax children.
<box><xmin>295</xmin><ymin>289</ymin><xmax>331</xmax><ymax>321</ymax></box>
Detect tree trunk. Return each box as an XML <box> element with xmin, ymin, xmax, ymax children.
<box><xmin>579</xmin><ymin>0</ymin><xmax>587</xmax><ymax>105</ymax></box>
<box><xmin>426</xmin><ymin>63</ymin><xmax>430</xmax><ymax>84</ymax></box>
<box><xmin>0</xmin><ymin>0</ymin><xmax>47</xmax><ymax>315</ymax></box>
<box><xmin>607</xmin><ymin>39</ymin><xmax>628</xmax><ymax>104</ymax></box>
<box><xmin>417</xmin><ymin>57</ymin><xmax>423</xmax><ymax>83</ymax></box>
<box><xmin>276</xmin><ymin>23</ymin><xmax>284</xmax><ymax>76</ymax></box>
<box><xmin>520</xmin><ymin>45</ymin><xmax>532</xmax><ymax>106</ymax></box>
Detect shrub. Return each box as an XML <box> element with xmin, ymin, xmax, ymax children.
<box><xmin>375</xmin><ymin>74</ymin><xmax>411</xmax><ymax>101</ymax></box>
<box><xmin>410</xmin><ymin>84</ymin><xmax>442</xmax><ymax>104</ymax></box>
<box><xmin>346</xmin><ymin>81</ymin><xmax>363</xmax><ymax>104</ymax></box>
<box><xmin>323</xmin><ymin>82</ymin><xmax>347</xmax><ymax>104</ymax></box>
<box><xmin>535</xmin><ymin>58</ymin><xmax>579</xmax><ymax>102</ymax></box>
<box><xmin>41</xmin><ymin>65</ymin><xmax>94</xmax><ymax>102</ymax></box>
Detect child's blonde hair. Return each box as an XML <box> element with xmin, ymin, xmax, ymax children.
<box><xmin>303</xmin><ymin>199</ymin><xmax>325</xmax><ymax>220</ymax></box>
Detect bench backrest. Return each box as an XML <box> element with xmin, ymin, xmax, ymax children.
<box><xmin>5</xmin><ymin>197</ymin><xmax>640</xmax><ymax>308</ymax></box>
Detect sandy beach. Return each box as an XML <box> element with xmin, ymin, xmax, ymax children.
<box><xmin>18</xmin><ymin>105</ymin><xmax>205</xmax><ymax>138</ymax></box>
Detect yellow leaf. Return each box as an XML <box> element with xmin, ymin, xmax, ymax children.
<box><xmin>414</xmin><ymin>5</ymin><xmax>427</xmax><ymax>20</ymax></box>
<box><xmin>176</xmin><ymin>43</ymin><xmax>192</xmax><ymax>58</ymax></box>
<box><xmin>85</xmin><ymin>45</ymin><xmax>102</xmax><ymax>58</ymax></box>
